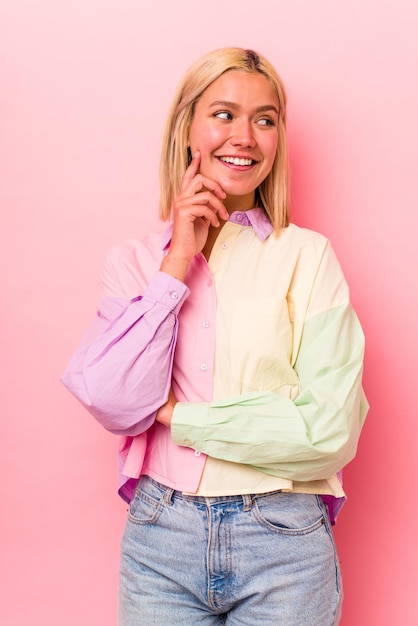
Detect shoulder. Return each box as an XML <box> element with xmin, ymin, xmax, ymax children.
<box><xmin>105</xmin><ymin>230</ymin><xmax>166</xmax><ymax>266</ymax></box>
<box><xmin>286</xmin><ymin>223</ymin><xmax>344</xmax><ymax>270</ymax></box>
<box><xmin>101</xmin><ymin>229</ymin><xmax>168</xmax><ymax>299</ymax></box>
<box><xmin>285</xmin><ymin>225</ymin><xmax>349</xmax><ymax>308</ymax></box>
<box><xmin>280</xmin><ymin>223</ymin><xmax>329</xmax><ymax>250</ymax></box>
<box><xmin>265</xmin><ymin>223</ymin><xmax>333</xmax><ymax>267</ymax></box>
<box><xmin>103</xmin><ymin>226</ymin><xmax>170</xmax><ymax>277</ymax></box>
<box><xmin>277</xmin><ymin>224</ymin><xmax>348</xmax><ymax>299</ymax></box>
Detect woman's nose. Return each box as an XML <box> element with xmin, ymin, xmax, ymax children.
<box><xmin>230</xmin><ymin>118</ymin><xmax>256</xmax><ymax>148</ymax></box>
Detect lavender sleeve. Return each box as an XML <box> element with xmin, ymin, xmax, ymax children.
<box><xmin>61</xmin><ymin>270</ymin><xmax>189</xmax><ymax>436</ymax></box>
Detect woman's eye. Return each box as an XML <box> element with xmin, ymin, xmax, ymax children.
<box><xmin>214</xmin><ymin>111</ymin><xmax>233</xmax><ymax>120</ymax></box>
<box><xmin>257</xmin><ymin>117</ymin><xmax>275</xmax><ymax>126</ymax></box>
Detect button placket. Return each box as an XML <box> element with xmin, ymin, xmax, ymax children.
<box><xmin>193</xmin><ymin>263</ymin><xmax>215</xmax><ymax>383</ymax></box>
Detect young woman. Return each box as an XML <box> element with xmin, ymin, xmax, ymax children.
<box><xmin>62</xmin><ymin>47</ymin><xmax>368</xmax><ymax>625</ymax></box>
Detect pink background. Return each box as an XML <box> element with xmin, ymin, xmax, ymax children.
<box><xmin>1</xmin><ymin>1</ymin><xmax>417</xmax><ymax>624</ymax></box>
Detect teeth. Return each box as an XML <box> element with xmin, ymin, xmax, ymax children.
<box><xmin>220</xmin><ymin>156</ymin><xmax>253</xmax><ymax>166</ymax></box>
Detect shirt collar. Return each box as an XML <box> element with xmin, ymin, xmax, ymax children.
<box><xmin>229</xmin><ymin>207</ymin><xmax>274</xmax><ymax>240</ymax></box>
<box><xmin>161</xmin><ymin>207</ymin><xmax>273</xmax><ymax>249</ymax></box>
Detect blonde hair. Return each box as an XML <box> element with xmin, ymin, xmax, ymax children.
<box><xmin>159</xmin><ymin>47</ymin><xmax>290</xmax><ymax>231</ymax></box>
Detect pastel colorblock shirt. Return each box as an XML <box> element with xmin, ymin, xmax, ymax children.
<box><xmin>61</xmin><ymin>209</ymin><xmax>368</xmax><ymax>522</ymax></box>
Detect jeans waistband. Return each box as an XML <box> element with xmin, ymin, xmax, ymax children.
<box><xmin>142</xmin><ymin>475</ymin><xmax>284</xmax><ymax>511</ymax></box>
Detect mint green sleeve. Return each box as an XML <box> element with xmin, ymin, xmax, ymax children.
<box><xmin>171</xmin><ymin>237</ymin><xmax>369</xmax><ymax>482</ymax></box>
<box><xmin>171</xmin><ymin>301</ymin><xmax>368</xmax><ymax>482</ymax></box>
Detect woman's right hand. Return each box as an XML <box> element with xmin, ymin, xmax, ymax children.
<box><xmin>160</xmin><ymin>151</ymin><xmax>229</xmax><ymax>280</ymax></box>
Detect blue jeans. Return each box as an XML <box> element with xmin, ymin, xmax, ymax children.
<box><xmin>119</xmin><ymin>476</ymin><xmax>343</xmax><ymax>625</ymax></box>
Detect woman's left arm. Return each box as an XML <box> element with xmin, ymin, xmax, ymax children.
<box><xmin>168</xmin><ymin>242</ymin><xmax>369</xmax><ymax>483</ymax></box>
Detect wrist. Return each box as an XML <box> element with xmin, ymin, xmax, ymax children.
<box><xmin>160</xmin><ymin>254</ymin><xmax>191</xmax><ymax>282</ymax></box>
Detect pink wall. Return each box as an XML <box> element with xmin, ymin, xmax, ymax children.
<box><xmin>1</xmin><ymin>1</ymin><xmax>417</xmax><ymax>623</ymax></box>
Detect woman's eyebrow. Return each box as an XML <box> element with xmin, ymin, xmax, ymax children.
<box><xmin>208</xmin><ymin>100</ymin><xmax>279</xmax><ymax>115</ymax></box>
<box><xmin>256</xmin><ymin>105</ymin><xmax>280</xmax><ymax>115</ymax></box>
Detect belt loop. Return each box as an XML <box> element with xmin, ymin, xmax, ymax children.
<box><xmin>163</xmin><ymin>487</ymin><xmax>175</xmax><ymax>506</ymax></box>
<box><xmin>242</xmin><ymin>494</ymin><xmax>252</xmax><ymax>512</ymax></box>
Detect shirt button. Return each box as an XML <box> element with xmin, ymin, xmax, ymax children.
<box><xmin>221</xmin><ymin>242</ymin><xmax>228</xmax><ymax>249</ymax></box>
<box><xmin>170</xmin><ymin>291</ymin><xmax>178</xmax><ymax>299</ymax></box>
<box><xmin>194</xmin><ymin>450</ymin><xmax>201</xmax><ymax>457</ymax></box>
<box><xmin>200</xmin><ymin>362</ymin><xmax>208</xmax><ymax>371</ymax></box>
<box><xmin>236</xmin><ymin>213</ymin><xmax>243</xmax><ymax>221</ymax></box>
<box><xmin>202</xmin><ymin>320</ymin><xmax>210</xmax><ymax>328</ymax></box>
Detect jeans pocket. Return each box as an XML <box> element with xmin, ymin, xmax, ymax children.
<box><xmin>128</xmin><ymin>478</ymin><xmax>165</xmax><ymax>525</ymax></box>
<box><xmin>252</xmin><ymin>491</ymin><xmax>325</xmax><ymax>536</ymax></box>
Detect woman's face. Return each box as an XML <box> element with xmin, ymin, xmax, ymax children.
<box><xmin>188</xmin><ymin>70</ymin><xmax>280</xmax><ymax>212</ymax></box>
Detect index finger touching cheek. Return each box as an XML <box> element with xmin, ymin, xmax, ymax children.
<box><xmin>181</xmin><ymin>150</ymin><xmax>201</xmax><ymax>186</ymax></box>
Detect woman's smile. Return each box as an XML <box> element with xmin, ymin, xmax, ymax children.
<box><xmin>217</xmin><ymin>155</ymin><xmax>258</xmax><ymax>167</ymax></box>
